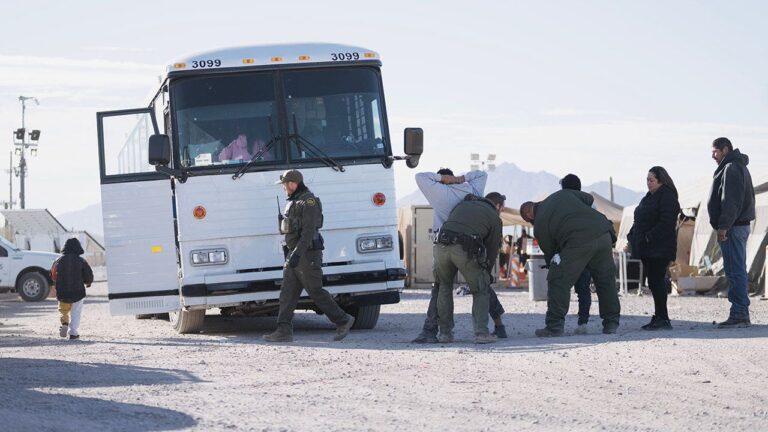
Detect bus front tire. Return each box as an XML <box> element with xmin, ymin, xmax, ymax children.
<box><xmin>169</xmin><ymin>309</ymin><xmax>205</xmax><ymax>333</ymax></box>
<box><xmin>349</xmin><ymin>304</ymin><xmax>381</xmax><ymax>330</ymax></box>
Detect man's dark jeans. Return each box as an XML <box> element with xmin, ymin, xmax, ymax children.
<box><xmin>574</xmin><ymin>269</ymin><xmax>592</xmax><ymax>325</ymax></box>
<box><xmin>720</xmin><ymin>225</ymin><xmax>751</xmax><ymax>320</ymax></box>
<box><xmin>422</xmin><ymin>284</ymin><xmax>505</xmax><ymax>332</ymax></box>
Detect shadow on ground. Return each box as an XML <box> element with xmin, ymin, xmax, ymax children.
<box><xmin>0</xmin><ymin>358</ymin><xmax>199</xmax><ymax>432</ymax></box>
<box><xmin>3</xmin><ymin>311</ymin><xmax>760</xmax><ymax>356</ymax></box>
<box><xmin>3</xmin><ymin>290</ymin><xmax>766</xmax><ymax>354</ymax></box>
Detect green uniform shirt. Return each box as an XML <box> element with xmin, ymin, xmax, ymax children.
<box><xmin>440</xmin><ymin>198</ymin><xmax>502</xmax><ymax>269</ymax></box>
<box><xmin>533</xmin><ymin>189</ymin><xmax>614</xmax><ymax>264</ymax></box>
<box><xmin>284</xmin><ymin>188</ymin><xmax>323</xmax><ymax>256</ymax></box>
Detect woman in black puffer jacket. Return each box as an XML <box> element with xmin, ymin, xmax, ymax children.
<box><xmin>627</xmin><ymin>166</ymin><xmax>680</xmax><ymax>330</ymax></box>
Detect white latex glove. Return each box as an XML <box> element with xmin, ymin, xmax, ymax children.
<box><xmin>552</xmin><ymin>254</ymin><xmax>561</xmax><ymax>265</ymax></box>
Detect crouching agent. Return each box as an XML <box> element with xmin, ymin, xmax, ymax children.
<box><xmin>263</xmin><ymin>169</ymin><xmax>355</xmax><ymax>343</ymax></box>
<box><xmin>519</xmin><ymin>190</ymin><xmax>621</xmax><ymax>337</ymax></box>
<box><xmin>434</xmin><ymin>192</ymin><xmax>505</xmax><ymax>344</ymax></box>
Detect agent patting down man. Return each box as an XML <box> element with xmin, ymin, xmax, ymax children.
<box><xmin>520</xmin><ymin>189</ymin><xmax>621</xmax><ymax>337</ymax></box>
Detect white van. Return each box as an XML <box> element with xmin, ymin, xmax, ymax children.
<box><xmin>96</xmin><ymin>44</ymin><xmax>422</xmax><ymax>333</ymax></box>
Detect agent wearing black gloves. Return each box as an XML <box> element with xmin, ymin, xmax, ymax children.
<box><xmin>264</xmin><ymin>169</ymin><xmax>355</xmax><ymax>342</ymax></box>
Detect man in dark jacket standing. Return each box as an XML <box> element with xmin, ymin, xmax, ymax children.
<box><xmin>434</xmin><ymin>192</ymin><xmax>505</xmax><ymax>344</ymax></box>
<box><xmin>263</xmin><ymin>169</ymin><xmax>355</xmax><ymax>342</ymax></box>
<box><xmin>520</xmin><ymin>190</ymin><xmax>621</xmax><ymax>336</ymax></box>
<box><xmin>707</xmin><ymin>137</ymin><xmax>755</xmax><ymax>328</ymax></box>
<box><xmin>54</xmin><ymin>238</ymin><xmax>94</xmax><ymax>340</ymax></box>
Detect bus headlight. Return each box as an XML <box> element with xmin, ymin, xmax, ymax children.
<box><xmin>357</xmin><ymin>235</ymin><xmax>393</xmax><ymax>253</ymax></box>
<box><xmin>190</xmin><ymin>248</ymin><xmax>228</xmax><ymax>266</ymax></box>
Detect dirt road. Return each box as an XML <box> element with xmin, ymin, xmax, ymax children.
<box><xmin>2</xmin><ymin>283</ymin><xmax>767</xmax><ymax>431</ymax></box>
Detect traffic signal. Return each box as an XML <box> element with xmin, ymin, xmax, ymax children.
<box><xmin>30</xmin><ymin>130</ymin><xmax>40</xmax><ymax>141</ymax></box>
<box><xmin>14</xmin><ymin>128</ymin><xmax>25</xmax><ymax>140</ymax></box>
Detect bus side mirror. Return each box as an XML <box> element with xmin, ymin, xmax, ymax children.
<box><xmin>148</xmin><ymin>134</ymin><xmax>171</xmax><ymax>166</ymax></box>
<box><xmin>404</xmin><ymin>128</ymin><xmax>423</xmax><ymax>168</ymax></box>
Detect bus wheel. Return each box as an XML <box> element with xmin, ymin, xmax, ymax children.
<box><xmin>350</xmin><ymin>304</ymin><xmax>381</xmax><ymax>330</ymax></box>
<box><xmin>169</xmin><ymin>309</ymin><xmax>205</xmax><ymax>334</ymax></box>
<box><xmin>17</xmin><ymin>272</ymin><xmax>50</xmax><ymax>302</ymax></box>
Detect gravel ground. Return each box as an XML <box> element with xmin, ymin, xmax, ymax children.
<box><xmin>2</xmin><ymin>282</ymin><xmax>768</xmax><ymax>432</ymax></box>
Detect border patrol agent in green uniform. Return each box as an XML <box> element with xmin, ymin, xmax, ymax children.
<box><xmin>263</xmin><ymin>169</ymin><xmax>355</xmax><ymax>342</ymax></box>
<box><xmin>434</xmin><ymin>192</ymin><xmax>505</xmax><ymax>344</ymax></box>
<box><xmin>520</xmin><ymin>190</ymin><xmax>621</xmax><ymax>337</ymax></box>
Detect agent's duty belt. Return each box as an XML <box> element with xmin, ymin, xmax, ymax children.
<box><xmin>436</xmin><ymin>229</ymin><xmax>480</xmax><ymax>250</ymax></box>
<box><xmin>437</xmin><ymin>229</ymin><xmax>458</xmax><ymax>245</ymax></box>
<box><xmin>438</xmin><ymin>229</ymin><xmax>489</xmax><ymax>268</ymax></box>
<box><xmin>438</xmin><ymin>229</ymin><xmax>483</xmax><ymax>246</ymax></box>
<box><xmin>437</xmin><ymin>229</ymin><xmax>474</xmax><ymax>246</ymax></box>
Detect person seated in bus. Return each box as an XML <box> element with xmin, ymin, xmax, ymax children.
<box><xmin>218</xmin><ymin>133</ymin><xmax>273</xmax><ymax>162</ymax></box>
<box><xmin>323</xmin><ymin>124</ymin><xmax>357</xmax><ymax>155</ymax></box>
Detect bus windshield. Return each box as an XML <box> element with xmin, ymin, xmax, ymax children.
<box><xmin>172</xmin><ymin>67</ymin><xmax>388</xmax><ymax>169</ymax></box>
<box><xmin>284</xmin><ymin>68</ymin><xmax>387</xmax><ymax>161</ymax></box>
<box><xmin>173</xmin><ymin>72</ymin><xmax>280</xmax><ymax>168</ymax></box>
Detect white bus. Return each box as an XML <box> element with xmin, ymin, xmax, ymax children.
<box><xmin>96</xmin><ymin>44</ymin><xmax>422</xmax><ymax>333</ymax></box>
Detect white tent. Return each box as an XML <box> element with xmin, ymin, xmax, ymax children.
<box><xmin>500</xmin><ymin>207</ymin><xmax>532</xmax><ymax>227</ymax></box>
<box><xmin>687</xmin><ymin>184</ymin><xmax>718</xmax><ymax>268</ymax></box>
<box><xmin>615</xmin><ymin>204</ymin><xmax>636</xmax><ymax>253</ymax></box>
<box><xmin>745</xmin><ymin>192</ymin><xmax>768</xmax><ymax>288</ymax></box>
<box><xmin>680</xmin><ymin>175</ymin><xmax>768</xmax><ymax>294</ymax></box>
<box><xmin>590</xmin><ymin>192</ymin><xmax>624</xmax><ymax>224</ymax></box>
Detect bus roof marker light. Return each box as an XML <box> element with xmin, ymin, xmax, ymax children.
<box><xmin>174</xmin><ymin>63</ymin><xmax>187</xmax><ymax>69</ymax></box>
<box><xmin>242</xmin><ymin>58</ymin><xmax>255</xmax><ymax>64</ymax></box>
<box><xmin>193</xmin><ymin>206</ymin><xmax>207</xmax><ymax>219</ymax></box>
<box><xmin>373</xmin><ymin>192</ymin><xmax>386</xmax><ymax>207</ymax></box>
<box><xmin>271</xmin><ymin>56</ymin><xmax>283</xmax><ymax>62</ymax></box>
<box><xmin>298</xmin><ymin>55</ymin><xmax>310</xmax><ymax>61</ymax></box>
<box><xmin>364</xmin><ymin>52</ymin><xmax>376</xmax><ymax>58</ymax></box>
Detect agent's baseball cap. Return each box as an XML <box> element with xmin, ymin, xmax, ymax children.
<box><xmin>485</xmin><ymin>192</ymin><xmax>506</xmax><ymax>206</ymax></box>
<box><xmin>276</xmin><ymin>169</ymin><xmax>303</xmax><ymax>184</ymax></box>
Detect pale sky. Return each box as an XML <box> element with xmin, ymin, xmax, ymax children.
<box><xmin>1</xmin><ymin>0</ymin><xmax>766</xmax><ymax>215</ymax></box>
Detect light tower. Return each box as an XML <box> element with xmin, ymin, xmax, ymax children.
<box><xmin>13</xmin><ymin>96</ymin><xmax>41</xmax><ymax>209</ymax></box>
<box><xmin>469</xmin><ymin>153</ymin><xmax>496</xmax><ymax>172</ymax></box>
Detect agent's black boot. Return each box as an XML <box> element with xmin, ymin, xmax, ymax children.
<box><xmin>263</xmin><ymin>327</ymin><xmax>293</xmax><ymax>342</ymax></box>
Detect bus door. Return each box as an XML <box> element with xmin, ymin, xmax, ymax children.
<box><xmin>97</xmin><ymin>108</ymin><xmax>180</xmax><ymax>316</ymax></box>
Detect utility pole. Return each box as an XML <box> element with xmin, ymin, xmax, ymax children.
<box><xmin>609</xmin><ymin>176</ymin><xmax>614</xmax><ymax>203</ymax></box>
<box><xmin>13</xmin><ymin>96</ymin><xmax>40</xmax><ymax>209</ymax></box>
<box><xmin>8</xmin><ymin>151</ymin><xmax>12</xmax><ymax>209</ymax></box>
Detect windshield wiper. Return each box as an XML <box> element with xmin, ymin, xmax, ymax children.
<box><xmin>288</xmin><ymin>114</ymin><xmax>345</xmax><ymax>172</ymax></box>
<box><xmin>231</xmin><ymin>135</ymin><xmax>281</xmax><ymax>180</ymax></box>
<box><xmin>232</xmin><ymin>116</ymin><xmax>280</xmax><ymax>180</ymax></box>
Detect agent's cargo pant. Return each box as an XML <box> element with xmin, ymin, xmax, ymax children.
<box><xmin>545</xmin><ymin>232</ymin><xmax>620</xmax><ymax>332</ymax></box>
<box><xmin>434</xmin><ymin>244</ymin><xmax>492</xmax><ymax>336</ymax></box>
